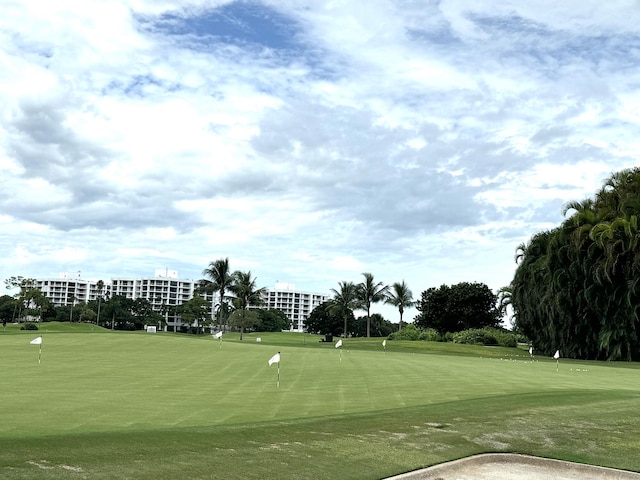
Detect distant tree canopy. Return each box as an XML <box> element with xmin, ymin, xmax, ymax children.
<box><xmin>305</xmin><ymin>301</ymin><xmax>354</xmax><ymax>336</ymax></box>
<box><xmin>353</xmin><ymin>313</ymin><xmax>397</xmax><ymax>337</ymax></box>
<box><xmin>176</xmin><ymin>295</ymin><xmax>210</xmax><ymax>332</ymax></box>
<box><xmin>256</xmin><ymin>309</ymin><xmax>290</xmax><ymax>332</ymax></box>
<box><xmin>414</xmin><ymin>282</ymin><xmax>500</xmax><ymax>334</ymax></box>
<box><xmin>511</xmin><ymin>167</ymin><xmax>640</xmax><ymax>361</ymax></box>
<box><xmin>0</xmin><ymin>295</ymin><xmax>16</xmax><ymax>322</ymax></box>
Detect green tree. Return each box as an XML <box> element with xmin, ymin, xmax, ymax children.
<box><xmin>22</xmin><ymin>287</ymin><xmax>50</xmax><ymax>322</ymax></box>
<box><xmin>228</xmin><ymin>271</ymin><xmax>266</xmax><ymax>340</ymax></box>
<box><xmin>384</xmin><ymin>280</ymin><xmax>415</xmax><ymax>330</ymax></box>
<box><xmin>227</xmin><ymin>307</ymin><xmax>260</xmax><ymax>338</ymax></box>
<box><xmin>177</xmin><ymin>295</ymin><xmax>210</xmax><ymax>333</ymax></box>
<box><xmin>0</xmin><ymin>295</ymin><xmax>16</xmax><ymax>325</ymax></box>
<box><xmin>511</xmin><ymin>167</ymin><xmax>640</xmax><ymax>360</ymax></box>
<box><xmin>131</xmin><ymin>298</ymin><xmax>161</xmax><ymax>330</ymax></box>
<box><xmin>199</xmin><ymin>258</ymin><xmax>234</xmax><ymax>331</ymax></box>
<box><xmin>4</xmin><ymin>278</ymin><xmax>21</xmax><ymax>322</ymax></box>
<box><xmin>95</xmin><ymin>280</ymin><xmax>105</xmax><ymax>327</ymax></box>
<box><xmin>101</xmin><ymin>294</ymin><xmax>134</xmax><ymax>330</ymax></box>
<box><xmin>305</xmin><ymin>301</ymin><xmax>346</xmax><ymax>336</ymax></box>
<box><xmin>415</xmin><ymin>282</ymin><xmax>500</xmax><ymax>334</ymax></box>
<box><xmin>8</xmin><ymin>277</ymin><xmax>36</xmax><ymax>322</ymax></box>
<box><xmin>497</xmin><ymin>285</ymin><xmax>513</xmax><ymax>323</ymax></box>
<box><xmin>358</xmin><ymin>273</ymin><xmax>388</xmax><ymax>338</ymax></box>
<box><xmin>354</xmin><ymin>313</ymin><xmax>396</xmax><ymax>337</ymax></box>
<box><xmin>329</xmin><ymin>281</ymin><xmax>360</xmax><ymax>338</ymax></box>
<box><xmin>256</xmin><ymin>309</ymin><xmax>290</xmax><ymax>332</ymax></box>
<box><xmin>76</xmin><ymin>302</ymin><xmax>96</xmax><ymax>323</ymax></box>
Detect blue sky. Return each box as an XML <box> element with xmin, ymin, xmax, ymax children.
<box><xmin>2</xmin><ymin>0</ymin><xmax>640</xmax><ymax>323</ymax></box>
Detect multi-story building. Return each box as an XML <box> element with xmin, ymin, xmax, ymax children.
<box><xmin>262</xmin><ymin>282</ymin><xmax>328</xmax><ymax>332</ymax></box>
<box><xmin>32</xmin><ymin>273</ymin><xmax>327</xmax><ymax>332</ymax></box>
<box><xmin>34</xmin><ymin>272</ymin><xmax>111</xmax><ymax>306</ymax></box>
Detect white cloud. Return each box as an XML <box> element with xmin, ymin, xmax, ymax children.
<box><xmin>1</xmin><ymin>0</ymin><xmax>640</xmax><ymax>324</ymax></box>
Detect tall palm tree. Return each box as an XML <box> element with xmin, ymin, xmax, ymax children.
<box><xmin>384</xmin><ymin>280</ymin><xmax>414</xmax><ymax>331</ymax></box>
<box><xmin>228</xmin><ymin>270</ymin><xmax>266</xmax><ymax>340</ymax></box>
<box><xmin>358</xmin><ymin>273</ymin><xmax>388</xmax><ymax>337</ymax></box>
<box><xmin>95</xmin><ymin>280</ymin><xmax>104</xmax><ymax>327</ymax></box>
<box><xmin>329</xmin><ymin>281</ymin><xmax>359</xmax><ymax>338</ymax></box>
<box><xmin>200</xmin><ymin>258</ymin><xmax>234</xmax><ymax>331</ymax></box>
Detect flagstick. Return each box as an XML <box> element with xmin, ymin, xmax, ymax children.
<box><xmin>339</xmin><ymin>347</ymin><xmax>342</xmax><ymax>362</ymax></box>
<box><xmin>277</xmin><ymin>362</ymin><xmax>280</xmax><ymax>388</ymax></box>
<box><xmin>38</xmin><ymin>344</ymin><xmax>42</xmax><ymax>364</ymax></box>
<box><xmin>219</xmin><ymin>337</ymin><xmax>222</xmax><ymax>349</ymax></box>
<box><xmin>556</xmin><ymin>358</ymin><xmax>559</xmax><ymax>372</ymax></box>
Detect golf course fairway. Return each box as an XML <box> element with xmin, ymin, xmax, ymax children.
<box><xmin>2</xmin><ymin>325</ymin><xmax>640</xmax><ymax>479</ymax></box>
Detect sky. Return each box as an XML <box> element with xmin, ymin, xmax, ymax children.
<box><xmin>2</xmin><ymin>0</ymin><xmax>640</xmax><ymax>324</ymax></box>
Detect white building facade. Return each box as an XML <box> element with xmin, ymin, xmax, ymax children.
<box><xmin>262</xmin><ymin>282</ymin><xmax>329</xmax><ymax>332</ymax></box>
<box><xmin>32</xmin><ymin>273</ymin><xmax>327</xmax><ymax>332</ymax></box>
<box><xmin>35</xmin><ymin>273</ymin><xmax>111</xmax><ymax>306</ymax></box>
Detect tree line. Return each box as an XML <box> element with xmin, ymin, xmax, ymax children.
<box><xmin>0</xmin><ymin>263</ymin><xmax>288</xmax><ymax>335</ymax></box>
<box><xmin>508</xmin><ymin>167</ymin><xmax>640</xmax><ymax>361</ymax></box>
<box><xmin>306</xmin><ymin>275</ymin><xmax>501</xmax><ymax>338</ymax></box>
<box><xmin>3</xmin><ymin>259</ymin><xmax>504</xmax><ymax>341</ymax></box>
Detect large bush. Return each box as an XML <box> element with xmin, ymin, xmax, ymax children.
<box><xmin>20</xmin><ymin>322</ymin><xmax>39</xmax><ymax>331</ymax></box>
<box><xmin>388</xmin><ymin>325</ymin><xmax>441</xmax><ymax>341</ymax></box>
<box><xmin>388</xmin><ymin>324</ymin><xmax>422</xmax><ymax>341</ymax></box>
<box><xmin>452</xmin><ymin>328</ymin><xmax>517</xmax><ymax>347</ymax></box>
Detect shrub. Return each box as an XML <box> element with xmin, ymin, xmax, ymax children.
<box><xmin>388</xmin><ymin>324</ymin><xmax>422</xmax><ymax>341</ymax></box>
<box><xmin>20</xmin><ymin>322</ymin><xmax>39</xmax><ymax>331</ymax></box>
<box><xmin>388</xmin><ymin>325</ymin><xmax>445</xmax><ymax>342</ymax></box>
<box><xmin>452</xmin><ymin>328</ymin><xmax>498</xmax><ymax>345</ymax></box>
<box><xmin>418</xmin><ymin>328</ymin><xmax>442</xmax><ymax>341</ymax></box>
<box><xmin>451</xmin><ymin>327</ymin><xmax>518</xmax><ymax>347</ymax></box>
<box><xmin>493</xmin><ymin>329</ymin><xmax>518</xmax><ymax>348</ymax></box>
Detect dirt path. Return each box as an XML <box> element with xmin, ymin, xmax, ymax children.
<box><xmin>384</xmin><ymin>453</ymin><xmax>640</xmax><ymax>480</ymax></box>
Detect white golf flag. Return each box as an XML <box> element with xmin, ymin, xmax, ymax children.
<box><xmin>268</xmin><ymin>353</ymin><xmax>280</xmax><ymax>366</ymax></box>
<box><xmin>553</xmin><ymin>350</ymin><xmax>560</xmax><ymax>359</ymax></box>
<box><xmin>529</xmin><ymin>347</ymin><xmax>533</xmax><ymax>355</ymax></box>
<box><xmin>335</xmin><ymin>339</ymin><xmax>342</xmax><ymax>348</ymax></box>
<box><xmin>382</xmin><ymin>339</ymin><xmax>387</xmax><ymax>347</ymax></box>
<box><xmin>30</xmin><ymin>336</ymin><xmax>42</xmax><ymax>345</ymax></box>
<box><xmin>214</xmin><ymin>331</ymin><xmax>223</xmax><ymax>339</ymax></box>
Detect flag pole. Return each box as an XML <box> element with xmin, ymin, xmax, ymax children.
<box><xmin>277</xmin><ymin>352</ymin><xmax>280</xmax><ymax>388</ymax></box>
<box><xmin>38</xmin><ymin>343</ymin><xmax>42</xmax><ymax>364</ymax></box>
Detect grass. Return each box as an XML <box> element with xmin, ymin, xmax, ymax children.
<box><xmin>1</xmin><ymin>323</ymin><xmax>640</xmax><ymax>479</ymax></box>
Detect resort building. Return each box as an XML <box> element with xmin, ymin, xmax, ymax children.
<box><xmin>34</xmin><ymin>272</ymin><xmax>111</xmax><ymax>306</ymax></box>
<box><xmin>262</xmin><ymin>282</ymin><xmax>329</xmax><ymax>332</ymax></box>
<box><xmin>31</xmin><ymin>273</ymin><xmax>327</xmax><ymax>332</ymax></box>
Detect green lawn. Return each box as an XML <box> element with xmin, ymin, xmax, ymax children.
<box><xmin>2</xmin><ymin>324</ymin><xmax>640</xmax><ymax>479</ymax></box>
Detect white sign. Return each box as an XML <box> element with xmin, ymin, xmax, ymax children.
<box><xmin>146</xmin><ymin>326</ymin><xmax>157</xmax><ymax>333</ymax></box>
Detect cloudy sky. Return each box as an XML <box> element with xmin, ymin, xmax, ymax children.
<box><xmin>2</xmin><ymin>0</ymin><xmax>640</xmax><ymax>323</ymax></box>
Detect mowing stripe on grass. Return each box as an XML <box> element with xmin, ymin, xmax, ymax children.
<box><xmin>3</xmin><ymin>329</ymin><xmax>640</xmax><ymax>479</ymax></box>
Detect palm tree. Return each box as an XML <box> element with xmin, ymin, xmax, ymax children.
<box><xmin>384</xmin><ymin>281</ymin><xmax>414</xmax><ymax>330</ymax></box>
<box><xmin>329</xmin><ymin>281</ymin><xmax>359</xmax><ymax>338</ymax></box>
<box><xmin>228</xmin><ymin>270</ymin><xmax>266</xmax><ymax>340</ymax></box>
<box><xmin>200</xmin><ymin>258</ymin><xmax>234</xmax><ymax>331</ymax></box>
<box><xmin>95</xmin><ymin>280</ymin><xmax>104</xmax><ymax>327</ymax></box>
<box><xmin>358</xmin><ymin>273</ymin><xmax>388</xmax><ymax>337</ymax></box>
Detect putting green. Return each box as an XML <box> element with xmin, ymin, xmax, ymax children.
<box><xmin>2</xmin><ymin>328</ymin><xmax>640</xmax><ymax>479</ymax></box>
